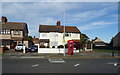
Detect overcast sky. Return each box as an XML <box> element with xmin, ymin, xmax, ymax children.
<box><xmin>1</xmin><ymin>1</ymin><xmax>119</xmax><ymax>43</ymax></box>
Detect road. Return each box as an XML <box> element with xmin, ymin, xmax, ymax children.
<box><xmin>2</xmin><ymin>58</ymin><xmax>119</xmax><ymax>74</ymax></box>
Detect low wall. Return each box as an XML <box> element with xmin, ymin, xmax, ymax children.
<box><xmin>38</xmin><ymin>48</ymin><xmax>81</xmax><ymax>53</ymax></box>
<box><xmin>38</xmin><ymin>48</ymin><xmax>68</xmax><ymax>53</ymax></box>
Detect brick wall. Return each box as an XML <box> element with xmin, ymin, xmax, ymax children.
<box><xmin>0</xmin><ymin>47</ymin><xmax>3</xmax><ymax>53</ymax></box>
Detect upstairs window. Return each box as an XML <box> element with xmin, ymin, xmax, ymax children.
<box><xmin>0</xmin><ymin>29</ymin><xmax>10</xmax><ymax>34</ymax></box>
<box><xmin>65</xmin><ymin>33</ymin><xmax>71</xmax><ymax>37</ymax></box>
<box><xmin>42</xmin><ymin>34</ymin><xmax>47</xmax><ymax>37</ymax></box>
<box><xmin>14</xmin><ymin>30</ymin><xmax>20</xmax><ymax>35</ymax></box>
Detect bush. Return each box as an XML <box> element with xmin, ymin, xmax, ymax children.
<box><xmin>65</xmin><ymin>44</ymin><xmax>68</xmax><ymax>48</ymax></box>
<box><xmin>57</xmin><ymin>45</ymin><xmax>64</xmax><ymax>48</ymax></box>
<box><xmin>46</xmin><ymin>46</ymin><xmax>50</xmax><ymax>48</ymax></box>
<box><xmin>40</xmin><ymin>45</ymin><xmax>45</xmax><ymax>48</ymax></box>
<box><xmin>52</xmin><ymin>46</ymin><xmax>55</xmax><ymax>48</ymax></box>
<box><xmin>57</xmin><ymin>46</ymin><xmax>60</xmax><ymax>48</ymax></box>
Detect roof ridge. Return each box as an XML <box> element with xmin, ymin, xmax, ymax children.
<box><xmin>7</xmin><ymin>22</ymin><xmax>26</xmax><ymax>24</ymax></box>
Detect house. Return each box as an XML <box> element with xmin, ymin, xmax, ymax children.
<box><xmin>0</xmin><ymin>16</ymin><xmax>29</xmax><ymax>50</ymax></box>
<box><xmin>92</xmin><ymin>37</ymin><xmax>106</xmax><ymax>47</ymax></box>
<box><xmin>39</xmin><ymin>21</ymin><xmax>81</xmax><ymax>49</ymax></box>
<box><xmin>112</xmin><ymin>32</ymin><xmax>120</xmax><ymax>47</ymax></box>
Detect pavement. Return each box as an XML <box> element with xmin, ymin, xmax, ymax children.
<box><xmin>2</xmin><ymin>50</ymin><xmax>120</xmax><ymax>59</ymax></box>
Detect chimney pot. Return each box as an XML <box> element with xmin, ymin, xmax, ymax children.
<box><xmin>57</xmin><ymin>21</ymin><xmax>61</xmax><ymax>26</ymax></box>
<box><xmin>1</xmin><ymin>16</ymin><xmax>7</xmax><ymax>23</ymax></box>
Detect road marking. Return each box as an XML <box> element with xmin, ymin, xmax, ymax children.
<box><xmin>32</xmin><ymin>64</ymin><xmax>39</xmax><ymax>67</ymax></box>
<box><xmin>74</xmin><ymin>64</ymin><xmax>80</xmax><ymax>67</ymax></box>
<box><xmin>107</xmin><ymin>62</ymin><xmax>118</xmax><ymax>67</ymax></box>
<box><xmin>20</xmin><ymin>56</ymin><xmax>44</xmax><ymax>58</ymax></box>
<box><xmin>114</xmin><ymin>63</ymin><xmax>117</xmax><ymax>66</ymax></box>
<box><xmin>48</xmin><ymin>59</ymin><xmax>65</xmax><ymax>63</ymax></box>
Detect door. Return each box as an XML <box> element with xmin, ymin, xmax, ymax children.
<box><xmin>10</xmin><ymin>41</ymin><xmax>17</xmax><ymax>49</ymax></box>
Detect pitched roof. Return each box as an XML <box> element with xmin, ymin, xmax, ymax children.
<box><xmin>0</xmin><ymin>22</ymin><xmax>26</xmax><ymax>29</ymax></box>
<box><xmin>92</xmin><ymin>37</ymin><xmax>105</xmax><ymax>43</ymax></box>
<box><xmin>39</xmin><ymin>25</ymin><xmax>80</xmax><ymax>33</ymax></box>
<box><xmin>0</xmin><ymin>22</ymin><xmax>29</xmax><ymax>33</ymax></box>
<box><xmin>113</xmin><ymin>32</ymin><xmax>120</xmax><ymax>39</ymax></box>
<box><xmin>39</xmin><ymin>25</ymin><xmax>62</xmax><ymax>32</ymax></box>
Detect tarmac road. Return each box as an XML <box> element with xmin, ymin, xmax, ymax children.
<box><xmin>2</xmin><ymin>58</ymin><xmax>119</xmax><ymax>74</ymax></box>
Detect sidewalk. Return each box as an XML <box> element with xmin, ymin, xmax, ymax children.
<box><xmin>2</xmin><ymin>51</ymin><xmax>120</xmax><ymax>59</ymax></box>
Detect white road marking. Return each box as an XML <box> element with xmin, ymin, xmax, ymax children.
<box><xmin>107</xmin><ymin>62</ymin><xmax>118</xmax><ymax>67</ymax></box>
<box><xmin>48</xmin><ymin>59</ymin><xmax>65</xmax><ymax>63</ymax></box>
<box><xmin>74</xmin><ymin>64</ymin><xmax>80</xmax><ymax>67</ymax></box>
<box><xmin>114</xmin><ymin>63</ymin><xmax>117</xmax><ymax>66</ymax></box>
<box><xmin>20</xmin><ymin>56</ymin><xmax>44</xmax><ymax>58</ymax></box>
<box><xmin>32</xmin><ymin>64</ymin><xmax>39</xmax><ymax>67</ymax></box>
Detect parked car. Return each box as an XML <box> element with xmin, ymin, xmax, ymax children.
<box><xmin>15</xmin><ymin>44</ymin><xmax>26</xmax><ymax>51</ymax></box>
<box><xmin>28</xmin><ymin>45</ymin><xmax>38</xmax><ymax>52</ymax></box>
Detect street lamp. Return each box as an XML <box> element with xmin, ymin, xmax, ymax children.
<box><xmin>63</xmin><ymin>6</ymin><xmax>66</xmax><ymax>56</ymax></box>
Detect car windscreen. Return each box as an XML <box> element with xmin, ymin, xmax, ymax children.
<box><xmin>32</xmin><ymin>45</ymin><xmax>38</xmax><ymax>47</ymax></box>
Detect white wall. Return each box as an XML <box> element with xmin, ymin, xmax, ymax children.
<box><xmin>40</xmin><ymin>32</ymin><xmax>80</xmax><ymax>48</ymax></box>
<box><xmin>38</xmin><ymin>48</ymin><xmax>68</xmax><ymax>53</ymax></box>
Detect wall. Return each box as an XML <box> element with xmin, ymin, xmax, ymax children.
<box><xmin>38</xmin><ymin>48</ymin><xmax>68</xmax><ymax>53</ymax></box>
<box><xmin>113</xmin><ymin>35</ymin><xmax>120</xmax><ymax>47</ymax></box>
<box><xmin>0</xmin><ymin>47</ymin><xmax>3</xmax><ymax>53</ymax></box>
<box><xmin>0</xmin><ymin>34</ymin><xmax>11</xmax><ymax>39</ymax></box>
<box><xmin>40</xmin><ymin>32</ymin><xmax>80</xmax><ymax>48</ymax></box>
<box><xmin>38</xmin><ymin>48</ymin><xmax>80</xmax><ymax>53</ymax></box>
<box><xmin>24</xmin><ymin>41</ymin><xmax>28</xmax><ymax>48</ymax></box>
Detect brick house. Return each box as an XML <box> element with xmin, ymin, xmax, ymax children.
<box><xmin>39</xmin><ymin>21</ymin><xmax>81</xmax><ymax>49</ymax></box>
<box><xmin>113</xmin><ymin>32</ymin><xmax>120</xmax><ymax>47</ymax></box>
<box><xmin>0</xmin><ymin>16</ymin><xmax>29</xmax><ymax>50</ymax></box>
<box><xmin>92</xmin><ymin>37</ymin><xmax>107</xmax><ymax>47</ymax></box>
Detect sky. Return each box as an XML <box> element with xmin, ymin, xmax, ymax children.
<box><xmin>1</xmin><ymin>1</ymin><xmax>119</xmax><ymax>43</ymax></box>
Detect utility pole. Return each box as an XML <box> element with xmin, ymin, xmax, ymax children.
<box><xmin>63</xmin><ymin>7</ymin><xmax>66</xmax><ymax>56</ymax></box>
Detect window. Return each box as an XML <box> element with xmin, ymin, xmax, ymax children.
<box><xmin>0</xmin><ymin>29</ymin><xmax>10</xmax><ymax>34</ymax></box>
<box><xmin>14</xmin><ymin>30</ymin><xmax>20</xmax><ymax>35</ymax></box>
<box><xmin>65</xmin><ymin>33</ymin><xmax>71</xmax><ymax>37</ymax></box>
<box><xmin>54</xmin><ymin>34</ymin><xmax>58</xmax><ymax>37</ymax></box>
<box><xmin>2</xmin><ymin>40</ymin><xmax>10</xmax><ymax>46</ymax></box>
<box><xmin>42</xmin><ymin>34</ymin><xmax>47</xmax><ymax>37</ymax></box>
<box><xmin>50</xmin><ymin>41</ymin><xmax>58</xmax><ymax>46</ymax></box>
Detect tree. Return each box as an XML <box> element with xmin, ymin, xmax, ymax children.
<box><xmin>80</xmin><ymin>33</ymin><xmax>90</xmax><ymax>51</ymax></box>
<box><xmin>28</xmin><ymin>36</ymin><xmax>33</xmax><ymax>41</ymax></box>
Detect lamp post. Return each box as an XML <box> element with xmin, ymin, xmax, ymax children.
<box><xmin>63</xmin><ymin>7</ymin><xmax>66</xmax><ymax>56</ymax></box>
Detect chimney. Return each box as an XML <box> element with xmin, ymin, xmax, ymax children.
<box><xmin>1</xmin><ymin>16</ymin><xmax>8</xmax><ymax>23</ymax></box>
<box><xmin>57</xmin><ymin>21</ymin><xmax>61</xmax><ymax>26</ymax></box>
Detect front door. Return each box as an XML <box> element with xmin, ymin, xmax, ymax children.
<box><xmin>10</xmin><ymin>41</ymin><xmax>17</xmax><ymax>49</ymax></box>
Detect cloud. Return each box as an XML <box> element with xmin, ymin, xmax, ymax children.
<box><xmin>66</xmin><ymin>3</ymin><xmax>117</xmax><ymax>25</ymax></box>
<box><xmin>1</xmin><ymin>2</ymin><xmax>118</xmax><ymax>38</ymax></box>
<box><xmin>79</xmin><ymin>21</ymin><xmax>116</xmax><ymax>31</ymax></box>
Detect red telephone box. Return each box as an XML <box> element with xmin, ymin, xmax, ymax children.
<box><xmin>68</xmin><ymin>40</ymin><xmax>74</xmax><ymax>55</ymax></box>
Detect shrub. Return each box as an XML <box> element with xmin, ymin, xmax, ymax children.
<box><xmin>57</xmin><ymin>45</ymin><xmax>64</xmax><ymax>48</ymax></box>
<box><xmin>46</xmin><ymin>46</ymin><xmax>50</xmax><ymax>48</ymax></box>
<box><xmin>57</xmin><ymin>46</ymin><xmax>60</xmax><ymax>48</ymax></box>
<box><xmin>65</xmin><ymin>44</ymin><xmax>68</xmax><ymax>48</ymax></box>
<box><xmin>52</xmin><ymin>46</ymin><xmax>55</xmax><ymax>48</ymax></box>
